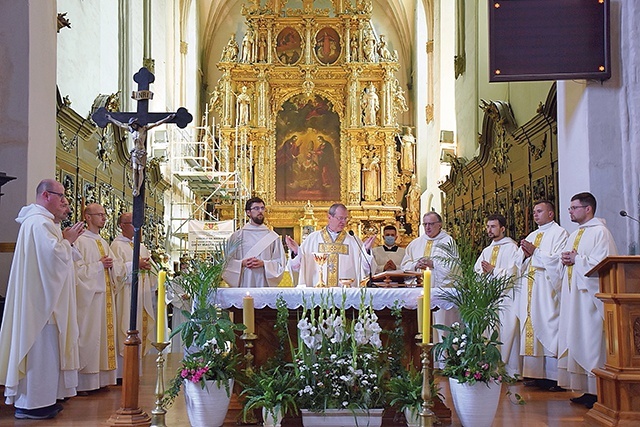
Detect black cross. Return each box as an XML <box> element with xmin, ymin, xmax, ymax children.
<box><xmin>92</xmin><ymin>67</ymin><xmax>192</xmax><ymax>333</ymax></box>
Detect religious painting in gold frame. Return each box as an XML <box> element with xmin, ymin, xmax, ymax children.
<box><xmin>275</xmin><ymin>94</ymin><xmax>340</xmax><ymax>202</ymax></box>
<box><xmin>314</xmin><ymin>27</ymin><xmax>341</xmax><ymax>65</ymax></box>
<box><xmin>276</xmin><ymin>27</ymin><xmax>303</xmax><ymax>65</ymax></box>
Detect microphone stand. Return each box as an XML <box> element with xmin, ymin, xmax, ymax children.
<box><xmin>349</xmin><ymin>230</ymin><xmax>375</xmax><ymax>287</ymax></box>
<box><xmin>620</xmin><ymin>210</ymin><xmax>640</xmax><ymax>224</ymax></box>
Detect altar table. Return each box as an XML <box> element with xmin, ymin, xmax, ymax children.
<box><xmin>212</xmin><ymin>286</ymin><xmax>456</xmax><ymax>310</ymax></box>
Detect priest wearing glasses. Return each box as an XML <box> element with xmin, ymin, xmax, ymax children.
<box><xmin>222</xmin><ymin>197</ymin><xmax>287</xmax><ymax>288</ymax></box>
<box><xmin>286</xmin><ymin>203</ymin><xmax>376</xmax><ymax>287</ymax></box>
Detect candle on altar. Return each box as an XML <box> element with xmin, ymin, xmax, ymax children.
<box><xmin>243</xmin><ymin>292</ymin><xmax>255</xmax><ymax>335</ymax></box>
<box><xmin>157</xmin><ymin>270</ymin><xmax>167</xmax><ymax>342</ymax></box>
<box><xmin>417</xmin><ymin>294</ymin><xmax>424</xmax><ymax>334</ymax></box>
<box><xmin>422</xmin><ymin>268</ymin><xmax>431</xmax><ymax>343</ymax></box>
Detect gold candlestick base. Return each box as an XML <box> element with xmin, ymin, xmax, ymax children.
<box><xmin>418</xmin><ymin>342</ymin><xmax>436</xmax><ymax>427</ymax></box>
<box><xmin>150</xmin><ymin>341</ymin><xmax>170</xmax><ymax>427</ymax></box>
<box><xmin>239</xmin><ymin>333</ymin><xmax>258</xmax><ymax>424</ymax></box>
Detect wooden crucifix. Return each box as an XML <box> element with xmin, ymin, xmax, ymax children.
<box><xmin>92</xmin><ymin>67</ymin><xmax>192</xmax><ymax>426</ymax></box>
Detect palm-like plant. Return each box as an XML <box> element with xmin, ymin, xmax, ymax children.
<box><xmin>163</xmin><ymin>241</ymin><xmax>244</xmax><ymax>408</ymax></box>
<box><xmin>432</xmin><ymin>238</ymin><xmax>519</xmax><ymax>385</ymax></box>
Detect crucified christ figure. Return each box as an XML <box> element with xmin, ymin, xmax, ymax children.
<box><xmin>106</xmin><ymin>113</ymin><xmax>175</xmax><ymax>196</ymax></box>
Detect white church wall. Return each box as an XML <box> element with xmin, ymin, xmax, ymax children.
<box><xmin>57</xmin><ymin>0</ymin><xmax>119</xmax><ymax>117</ymax></box>
<box><xmin>420</xmin><ymin>0</ymin><xmax>455</xmax><ymax>216</ymax></box>
<box><xmin>0</xmin><ymin>1</ymin><xmax>57</xmax><ymax>296</ymax></box>
<box><xmin>414</xmin><ymin>0</ymin><xmax>429</xmax><ymax>199</ymax></box>
<box><xmin>557</xmin><ymin>0</ymin><xmax>640</xmax><ymax>255</ymax></box>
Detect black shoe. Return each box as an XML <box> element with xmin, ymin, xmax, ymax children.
<box><xmin>548</xmin><ymin>385</ymin><xmax>566</xmax><ymax>392</ymax></box>
<box><xmin>570</xmin><ymin>393</ymin><xmax>597</xmax><ymax>408</ymax></box>
<box><xmin>14</xmin><ymin>404</ymin><xmax>61</xmax><ymax>420</ymax></box>
<box><xmin>537</xmin><ymin>379</ymin><xmax>559</xmax><ymax>390</ymax></box>
<box><xmin>523</xmin><ymin>379</ymin><xmax>541</xmax><ymax>387</ymax></box>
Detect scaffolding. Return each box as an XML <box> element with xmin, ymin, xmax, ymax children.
<box><xmin>162</xmin><ymin>112</ymin><xmax>252</xmax><ymax>256</ymax></box>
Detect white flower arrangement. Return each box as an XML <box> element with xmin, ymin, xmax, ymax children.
<box><xmin>291</xmin><ymin>290</ymin><xmax>386</xmax><ymax>412</ymax></box>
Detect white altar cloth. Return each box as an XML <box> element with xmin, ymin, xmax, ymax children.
<box><xmin>211</xmin><ymin>287</ymin><xmax>455</xmax><ymax>311</ymax></box>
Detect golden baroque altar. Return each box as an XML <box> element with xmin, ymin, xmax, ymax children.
<box><xmin>208</xmin><ymin>0</ymin><xmax>418</xmax><ymax>240</ymax></box>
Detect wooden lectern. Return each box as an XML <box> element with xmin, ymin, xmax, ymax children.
<box><xmin>586</xmin><ymin>256</ymin><xmax>640</xmax><ymax>426</ymax></box>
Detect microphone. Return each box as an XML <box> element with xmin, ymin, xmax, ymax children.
<box><xmin>348</xmin><ymin>230</ymin><xmax>375</xmax><ymax>287</ymax></box>
<box><xmin>620</xmin><ymin>210</ymin><xmax>640</xmax><ymax>224</ymax></box>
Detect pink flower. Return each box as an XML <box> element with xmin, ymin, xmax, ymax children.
<box><xmin>474</xmin><ymin>372</ymin><xmax>482</xmax><ymax>380</ymax></box>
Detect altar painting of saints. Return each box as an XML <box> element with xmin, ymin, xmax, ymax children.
<box><xmin>275</xmin><ymin>94</ymin><xmax>340</xmax><ymax>201</ymax></box>
<box><xmin>276</xmin><ymin>27</ymin><xmax>302</xmax><ymax>65</ymax></box>
<box><xmin>314</xmin><ymin>27</ymin><xmax>341</xmax><ymax>64</ymax></box>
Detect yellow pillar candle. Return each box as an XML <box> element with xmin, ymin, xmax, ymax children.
<box><xmin>417</xmin><ymin>294</ymin><xmax>424</xmax><ymax>334</ymax></box>
<box><xmin>243</xmin><ymin>292</ymin><xmax>255</xmax><ymax>335</ymax></box>
<box><xmin>422</xmin><ymin>268</ymin><xmax>431</xmax><ymax>343</ymax></box>
<box><xmin>157</xmin><ymin>270</ymin><xmax>167</xmax><ymax>343</ymax></box>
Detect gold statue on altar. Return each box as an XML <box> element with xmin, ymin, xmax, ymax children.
<box><xmin>209</xmin><ymin>0</ymin><xmax>418</xmax><ymax>239</ymax></box>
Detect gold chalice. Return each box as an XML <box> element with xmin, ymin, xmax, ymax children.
<box><xmin>313</xmin><ymin>252</ymin><xmax>328</xmax><ymax>287</ymax></box>
<box><xmin>339</xmin><ymin>278</ymin><xmax>355</xmax><ymax>288</ymax></box>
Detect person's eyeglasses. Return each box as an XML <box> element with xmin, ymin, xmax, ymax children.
<box><xmin>422</xmin><ymin>221</ymin><xmax>441</xmax><ymax>227</ymax></box>
<box><xmin>87</xmin><ymin>213</ymin><xmax>108</xmax><ymax>218</ymax></box>
<box><xmin>568</xmin><ymin>206</ymin><xmax>587</xmax><ymax>212</ymax></box>
<box><xmin>47</xmin><ymin>190</ymin><xmax>66</xmax><ymax>200</ymax></box>
<box><xmin>249</xmin><ymin>206</ymin><xmax>266</xmax><ymax>212</ymax></box>
<box><xmin>331</xmin><ymin>215</ymin><xmax>349</xmax><ymax>222</ymax></box>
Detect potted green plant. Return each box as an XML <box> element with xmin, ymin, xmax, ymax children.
<box><xmin>432</xmin><ymin>239</ymin><xmax>523</xmax><ymax>427</ymax></box>
<box><xmin>240</xmin><ymin>365</ymin><xmax>299</xmax><ymax>427</ymax></box>
<box><xmin>163</xmin><ymin>243</ymin><xmax>244</xmax><ymax>427</ymax></box>
<box><xmin>386</xmin><ymin>366</ymin><xmax>422</xmax><ymax>427</ymax></box>
<box><xmin>386</xmin><ymin>365</ymin><xmax>442</xmax><ymax>427</ymax></box>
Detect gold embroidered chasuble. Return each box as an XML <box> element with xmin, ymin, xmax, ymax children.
<box><xmin>318</xmin><ymin>228</ymin><xmax>349</xmax><ymax>287</ymax></box>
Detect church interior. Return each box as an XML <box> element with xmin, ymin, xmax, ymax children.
<box><xmin>1</xmin><ymin>0</ymin><xmax>640</xmax><ymax>425</ymax></box>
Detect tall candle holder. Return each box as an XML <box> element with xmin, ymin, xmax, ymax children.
<box><xmin>239</xmin><ymin>332</ymin><xmax>258</xmax><ymax>424</ymax></box>
<box><xmin>150</xmin><ymin>341</ymin><xmax>170</xmax><ymax>427</ymax></box>
<box><xmin>418</xmin><ymin>342</ymin><xmax>435</xmax><ymax>427</ymax></box>
<box><xmin>241</xmin><ymin>332</ymin><xmax>258</xmax><ymax>374</ymax></box>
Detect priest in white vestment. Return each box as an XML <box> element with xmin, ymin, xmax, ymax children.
<box><xmin>73</xmin><ymin>203</ymin><xmax>124</xmax><ymax>392</ymax></box>
<box><xmin>372</xmin><ymin>225</ymin><xmax>405</xmax><ymax>273</ymax></box>
<box><xmin>558</xmin><ymin>192</ymin><xmax>617</xmax><ymax>409</ymax></box>
<box><xmin>514</xmin><ymin>201</ymin><xmax>568</xmax><ymax>390</ymax></box>
<box><xmin>110</xmin><ymin>212</ymin><xmax>156</xmax><ymax>378</ymax></box>
<box><xmin>287</xmin><ymin>203</ymin><xmax>376</xmax><ymax>287</ymax></box>
<box><xmin>401</xmin><ymin>212</ymin><xmax>459</xmax><ymax>345</ymax></box>
<box><xmin>474</xmin><ymin>214</ymin><xmax>521</xmax><ymax>377</ymax></box>
<box><xmin>0</xmin><ymin>179</ymin><xmax>84</xmax><ymax>419</ymax></box>
<box><xmin>222</xmin><ymin>197</ymin><xmax>286</xmax><ymax>287</ymax></box>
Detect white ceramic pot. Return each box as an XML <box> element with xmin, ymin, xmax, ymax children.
<box><xmin>262</xmin><ymin>405</ymin><xmax>283</xmax><ymax>427</ymax></box>
<box><xmin>301</xmin><ymin>408</ymin><xmax>383</xmax><ymax>427</ymax></box>
<box><xmin>448</xmin><ymin>378</ymin><xmax>501</xmax><ymax>427</ymax></box>
<box><xmin>403</xmin><ymin>407</ymin><xmax>420</xmax><ymax>427</ymax></box>
<box><xmin>183</xmin><ymin>378</ymin><xmax>234</xmax><ymax>427</ymax></box>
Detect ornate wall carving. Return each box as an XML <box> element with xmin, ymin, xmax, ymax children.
<box><xmin>56</xmin><ymin>89</ymin><xmax>166</xmax><ymax>250</ymax></box>
<box><xmin>439</xmin><ymin>84</ymin><xmax>558</xmax><ymax>252</ymax></box>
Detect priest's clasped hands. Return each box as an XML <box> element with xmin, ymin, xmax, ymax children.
<box><xmin>243</xmin><ymin>257</ymin><xmax>265</xmax><ymax>269</ymax></box>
